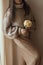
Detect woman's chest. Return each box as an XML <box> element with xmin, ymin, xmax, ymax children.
<box><xmin>12</xmin><ymin>9</ymin><xmax>32</xmax><ymax>27</ymax></box>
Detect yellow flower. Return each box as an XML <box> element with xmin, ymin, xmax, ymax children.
<box><xmin>24</xmin><ymin>20</ymin><xmax>32</xmax><ymax>28</ymax></box>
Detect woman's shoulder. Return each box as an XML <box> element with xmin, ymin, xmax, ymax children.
<box><xmin>4</xmin><ymin>8</ymin><xmax>11</xmax><ymax>18</ymax></box>
<box><xmin>3</xmin><ymin>8</ymin><xmax>11</xmax><ymax>24</ymax></box>
<box><xmin>3</xmin><ymin>8</ymin><xmax>11</xmax><ymax>27</ymax></box>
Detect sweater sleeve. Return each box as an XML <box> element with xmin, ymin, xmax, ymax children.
<box><xmin>3</xmin><ymin>8</ymin><xmax>18</xmax><ymax>39</ymax></box>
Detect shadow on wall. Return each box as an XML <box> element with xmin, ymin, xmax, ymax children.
<box><xmin>25</xmin><ymin>0</ymin><xmax>43</xmax><ymax>65</ymax></box>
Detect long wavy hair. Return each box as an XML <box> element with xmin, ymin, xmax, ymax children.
<box><xmin>8</xmin><ymin>0</ymin><xmax>30</xmax><ymax>25</ymax></box>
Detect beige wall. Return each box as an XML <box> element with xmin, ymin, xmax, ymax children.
<box><xmin>3</xmin><ymin>0</ymin><xmax>13</xmax><ymax>65</ymax></box>
<box><xmin>3</xmin><ymin>0</ymin><xmax>43</xmax><ymax>65</ymax></box>
<box><xmin>27</xmin><ymin>0</ymin><xmax>43</xmax><ymax>65</ymax></box>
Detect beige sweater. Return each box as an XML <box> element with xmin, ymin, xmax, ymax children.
<box><xmin>3</xmin><ymin>4</ymin><xmax>35</xmax><ymax>39</ymax></box>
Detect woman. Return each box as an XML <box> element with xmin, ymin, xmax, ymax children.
<box><xmin>3</xmin><ymin>0</ymin><xmax>36</xmax><ymax>39</ymax></box>
<box><xmin>3</xmin><ymin>0</ymin><xmax>40</xmax><ymax>65</ymax></box>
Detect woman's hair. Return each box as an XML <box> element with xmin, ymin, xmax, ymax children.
<box><xmin>8</xmin><ymin>0</ymin><xmax>30</xmax><ymax>25</ymax></box>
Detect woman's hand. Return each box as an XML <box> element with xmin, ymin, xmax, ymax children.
<box><xmin>19</xmin><ymin>28</ymin><xmax>29</xmax><ymax>37</ymax></box>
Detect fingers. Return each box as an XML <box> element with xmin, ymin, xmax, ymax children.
<box><xmin>18</xmin><ymin>28</ymin><xmax>29</xmax><ymax>37</ymax></box>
